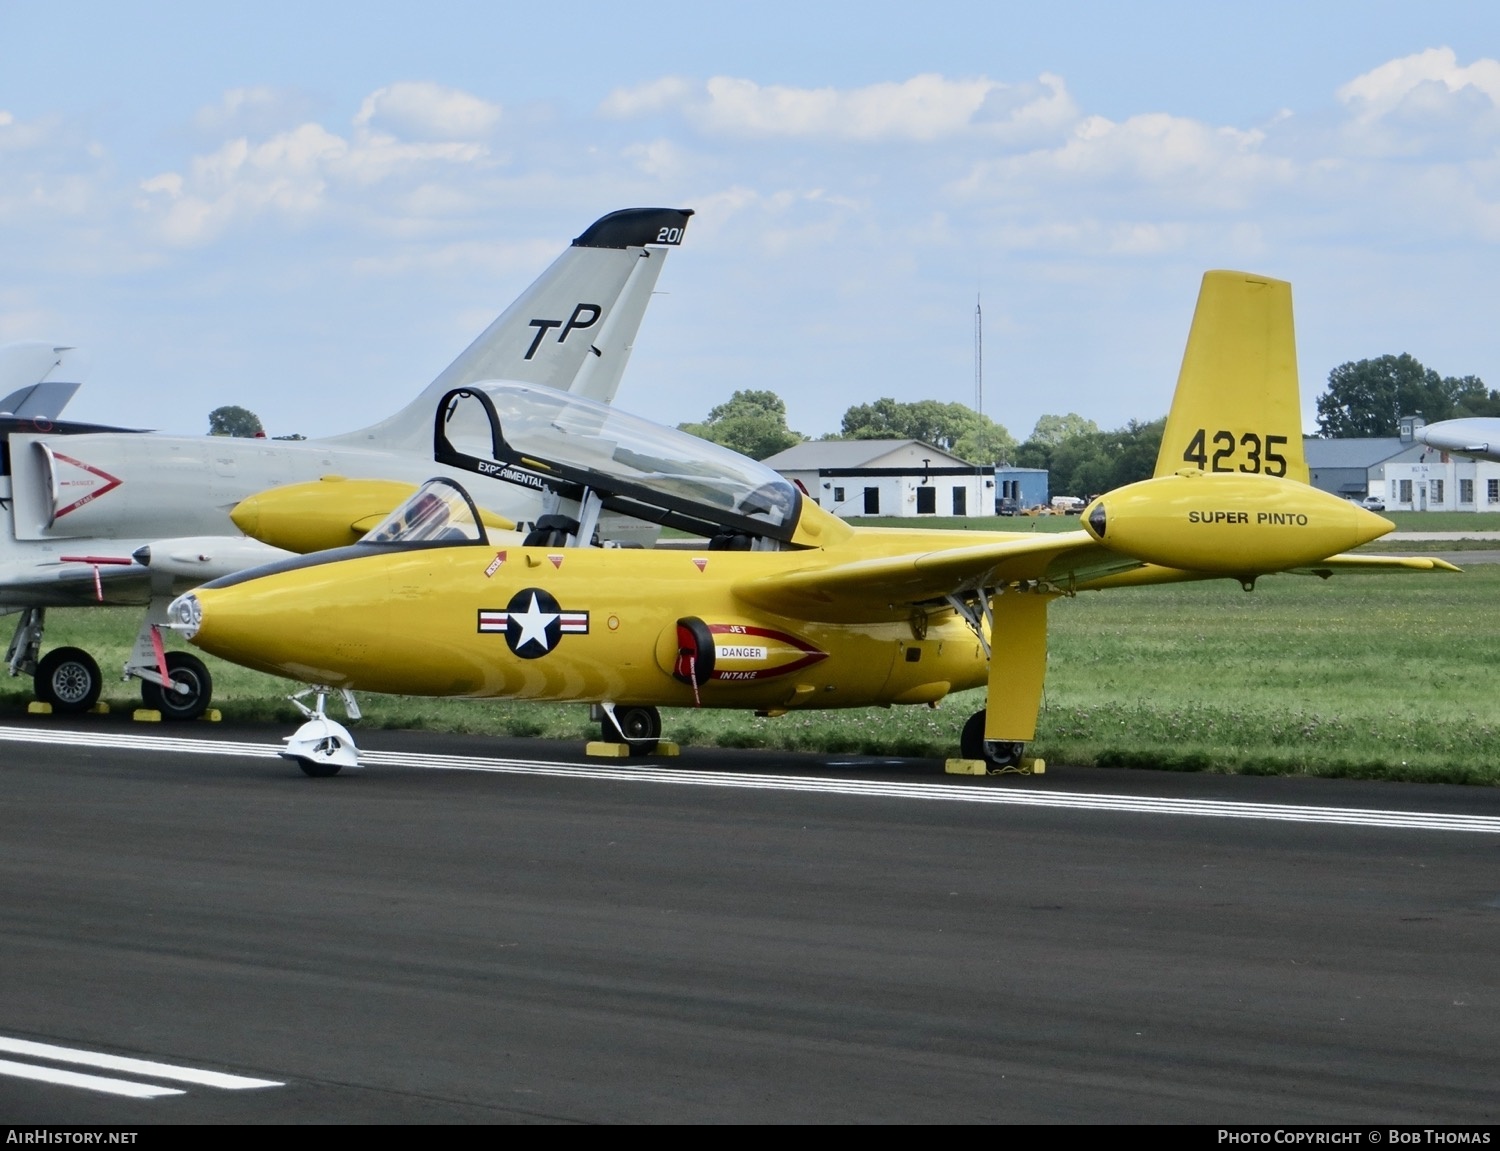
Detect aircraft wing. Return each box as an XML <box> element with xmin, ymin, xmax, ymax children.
<box><xmin>732</xmin><ymin>531</ymin><xmax>1145</xmax><ymax>621</ymax></box>
<box><xmin>733</xmin><ymin>533</ymin><xmax>1461</xmax><ymax>620</ymax></box>
<box><xmin>1287</xmin><ymin>553</ymin><xmax>1462</xmax><ymax>575</ymax></box>
<box><xmin>0</xmin><ymin>553</ymin><xmax>156</xmax><ymax>610</ymax></box>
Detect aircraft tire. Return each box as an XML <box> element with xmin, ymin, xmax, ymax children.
<box><xmin>960</xmin><ymin>710</ymin><xmax>1024</xmax><ymax>769</ymax></box>
<box><xmin>602</xmin><ymin>705</ymin><xmax>661</xmax><ymax>756</ymax></box>
<box><xmin>140</xmin><ymin>652</ymin><xmax>214</xmax><ymax>722</ymax></box>
<box><xmin>296</xmin><ymin>757</ymin><xmax>343</xmax><ymax>778</ymax></box>
<box><xmin>35</xmin><ymin>647</ymin><xmax>103</xmax><ymax>713</ymax></box>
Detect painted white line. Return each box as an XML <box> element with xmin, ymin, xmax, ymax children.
<box><xmin>0</xmin><ymin>725</ymin><xmax>280</xmax><ymax>760</ymax></box>
<box><xmin>0</xmin><ymin>1058</ymin><xmax>184</xmax><ymax>1099</ymax></box>
<box><xmin>2</xmin><ymin>724</ymin><xmax>1498</xmax><ymax>835</ymax></box>
<box><xmin>0</xmin><ymin>1036</ymin><xmax>282</xmax><ymax>1089</ymax></box>
<box><xmin>356</xmin><ymin>750</ymin><xmax>1500</xmax><ymax>834</ymax></box>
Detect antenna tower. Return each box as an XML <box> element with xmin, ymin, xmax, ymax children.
<box><xmin>973</xmin><ymin>295</ymin><xmax>983</xmax><ymax>414</ymax></box>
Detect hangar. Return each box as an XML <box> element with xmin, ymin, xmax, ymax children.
<box><xmin>1307</xmin><ymin>415</ymin><xmax>1500</xmax><ymax>511</ymax></box>
<box><xmin>762</xmin><ymin>440</ymin><xmax>994</xmax><ymax>518</ymax></box>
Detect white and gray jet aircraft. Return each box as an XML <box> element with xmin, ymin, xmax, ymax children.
<box><xmin>1415</xmin><ymin>417</ymin><xmax>1500</xmax><ymax>463</ymax></box>
<box><xmin>1</xmin><ymin>207</ymin><xmax>692</xmax><ymax>719</ymax></box>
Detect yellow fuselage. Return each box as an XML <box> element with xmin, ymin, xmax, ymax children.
<box><xmin>187</xmin><ymin>533</ymin><xmax>994</xmax><ymax>711</ymax></box>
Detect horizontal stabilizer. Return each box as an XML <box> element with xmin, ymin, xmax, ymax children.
<box><xmin>0</xmin><ymin>342</ymin><xmax>87</xmax><ymax>419</ymax></box>
<box><xmin>1289</xmin><ymin>553</ymin><xmax>1462</xmax><ymax>575</ymax></box>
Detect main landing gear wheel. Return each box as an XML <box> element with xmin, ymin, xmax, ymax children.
<box><xmin>602</xmin><ymin>705</ymin><xmax>661</xmax><ymax>756</ymax></box>
<box><xmin>140</xmin><ymin>652</ymin><xmax>214</xmax><ymax>722</ymax></box>
<box><xmin>961</xmin><ymin>710</ymin><xmax>1025</xmax><ymax>770</ymax></box>
<box><xmin>34</xmin><ymin>647</ymin><xmax>102</xmax><ymax>713</ymax></box>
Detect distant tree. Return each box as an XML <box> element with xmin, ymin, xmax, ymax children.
<box><xmin>1014</xmin><ymin>416</ymin><xmax>1164</xmax><ymax>497</ymax></box>
<box><xmin>679</xmin><ymin>390</ymin><xmax>803</xmax><ymax>460</ymax></box>
<box><xmin>951</xmin><ymin>421</ymin><xmax>1018</xmax><ymax>466</ymax></box>
<box><xmin>1314</xmin><ymin>355</ymin><xmax>1488</xmax><ymax>437</ymax></box>
<box><xmin>208</xmin><ymin>405</ymin><xmax>264</xmax><ymax>437</ymax></box>
<box><xmin>1028</xmin><ymin>412</ymin><xmax>1100</xmax><ymax>446</ymax></box>
<box><xmin>838</xmin><ymin>397</ymin><xmax>1015</xmax><ymax>463</ymax></box>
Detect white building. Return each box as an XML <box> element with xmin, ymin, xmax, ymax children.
<box><xmin>761</xmin><ymin>440</ymin><xmax>994</xmax><ymax>518</ymax></box>
<box><xmin>1308</xmin><ymin>414</ymin><xmax>1500</xmax><ymax>512</ymax></box>
<box><xmin>1381</xmin><ymin>455</ymin><xmax>1500</xmax><ymax>512</ymax></box>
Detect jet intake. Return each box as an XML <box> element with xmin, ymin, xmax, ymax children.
<box><xmin>1082</xmin><ymin>472</ymin><xmax>1394</xmax><ymax>574</ymax></box>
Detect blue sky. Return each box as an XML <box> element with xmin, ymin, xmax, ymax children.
<box><xmin>4</xmin><ymin>2</ymin><xmax>1499</xmax><ymax>442</ymax></box>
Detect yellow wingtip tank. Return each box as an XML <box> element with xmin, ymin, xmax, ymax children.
<box><xmin>1156</xmin><ymin>272</ymin><xmax>1309</xmax><ymax>485</ymax></box>
<box><xmin>1081</xmin><ymin>472</ymin><xmax>1394</xmax><ymax>576</ymax></box>
<box><xmin>232</xmin><ymin>476</ymin><xmax>516</xmax><ymax>554</ymax></box>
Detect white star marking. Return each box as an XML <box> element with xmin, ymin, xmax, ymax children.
<box><xmin>510</xmin><ymin>592</ymin><xmax>559</xmax><ymax>652</ymax></box>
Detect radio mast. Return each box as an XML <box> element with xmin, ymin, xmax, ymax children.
<box><xmin>973</xmin><ymin>295</ymin><xmax>983</xmax><ymax>414</ymax></box>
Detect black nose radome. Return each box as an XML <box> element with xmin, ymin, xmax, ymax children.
<box><xmin>1087</xmin><ymin>503</ymin><xmax>1106</xmax><ymax>538</ymax></box>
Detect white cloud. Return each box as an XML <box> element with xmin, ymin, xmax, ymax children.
<box><xmin>1336</xmin><ymin>48</ymin><xmax>1500</xmax><ymax>158</ymax></box>
<box><xmin>0</xmin><ymin>108</ymin><xmax>60</xmax><ymax>152</ymax></box>
<box><xmin>1338</xmin><ymin>48</ymin><xmax>1500</xmax><ymax>120</ymax></box>
<box><xmin>354</xmin><ymin>81</ymin><xmax>502</xmax><ymax>140</ymax></box>
<box><xmin>957</xmin><ymin>111</ymin><xmax>1291</xmax><ymax>220</ymax></box>
<box><xmin>599</xmin><ymin>77</ymin><xmax>692</xmax><ymax>118</ymax></box>
<box><xmin>138</xmin><ymin>85</ymin><xmax>501</xmax><ymax>245</ymax></box>
<box><xmin>601</xmin><ymin>72</ymin><xmax>1077</xmax><ymax>143</ymax></box>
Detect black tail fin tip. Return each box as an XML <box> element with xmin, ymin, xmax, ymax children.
<box><xmin>573</xmin><ymin>208</ymin><xmax>694</xmax><ymax>250</ymax></box>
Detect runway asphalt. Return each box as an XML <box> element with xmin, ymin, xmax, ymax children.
<box><xmin>0</xmin><ymin>714</ymin><xmax>1497</xmax><ymax>1124</ymax></box>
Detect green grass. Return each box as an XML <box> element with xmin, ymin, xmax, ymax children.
<box><xmin>1385</xmin><ymin>511</ymin><xmax>1500</xmax><ymax>531</ymax></box>
<box><xmin>5</xmin><ymin>565</ymin><xmax>1497</xmax><ymax>783</ymax></box>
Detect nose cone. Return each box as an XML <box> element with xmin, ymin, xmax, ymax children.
<box><xmin>228</xmin><ymin>494</ymin><xmax>260</xmax><ymax>539</ymax></box>
<box><xmin>170</xmin><ymin>549</ymin><xmax>489</xmax><ymax>696</ymax></box>
<box><xmin>1084</xmin><ymin>501</ymin><xmax>1107</xmax><ymax>540</ymax></box>
<box><xmin>1354</xmin><ymin>506</ymin><xmax>1395</xmax><ymax>547</ymax></box>
<box><xmin>177</xmin><ymin>562</ymin><xmax>385</xmax><ymax>687</ymax></box>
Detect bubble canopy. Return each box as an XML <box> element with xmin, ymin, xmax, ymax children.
<box><xmin>433</xmin><ymin>381</ymin><xmax>803</xmax><ymax>542</ymax></box>
<box><xmin>363</xmin><ymin>477</ymin><xmax>488</xmax><ymax>546</ymax></box>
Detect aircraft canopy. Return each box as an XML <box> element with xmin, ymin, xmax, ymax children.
<box><xmin>363</xmin><ymin>477</ymin><xmax>489</xmax><ymax>546</ymax></box>
<box><xmin>438</xmin><ymin>381</ymin><xmax>802</xmax><ymax>541</ymax></box>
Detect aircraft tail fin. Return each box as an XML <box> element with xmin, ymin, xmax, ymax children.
<box><xmin>324</xmin><ymin>207</ymin><xmax>691</xmax><ymax>451</ymax></box>
<box><xmin>0</xmin><ymin>343</ymin><xmax>86</xmax><ymax>420</ymax></box>
<box><xmin>1154</xmin><ymin>271</ymin><xmax>1308</xmax><ymax>484</ymax></box>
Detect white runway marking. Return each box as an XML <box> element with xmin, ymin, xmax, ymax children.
<box><xmin>0</xmin><ymin>1035</ymin><xmax>281</xmax><ymax>1098</ymax></box>
<box><xmin>2</xmin><ymin>724</ymin><xmax>1498</xmax><ymax>835</ymax></box>
<box><xmin>0</xmin><ymin>1058</ymin><xmax>182</xmax><ymax>1099</ymax></box>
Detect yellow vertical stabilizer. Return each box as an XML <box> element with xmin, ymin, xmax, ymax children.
<box><xmin>1154</xmin><ymin>271</ymin><xmax>1308</xmax><ymax>484</ymax></box>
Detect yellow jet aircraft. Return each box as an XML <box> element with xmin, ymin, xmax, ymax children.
<box><xmin>168</xmin><ymin>271</ymin><xmax>1456</xmax><ymax>776</ymax></box>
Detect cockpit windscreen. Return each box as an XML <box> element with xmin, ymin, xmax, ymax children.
<box><xmin>362</xmin><ymin>478</ymin><xmax>489</xmax><ymax>545</ymax></box>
